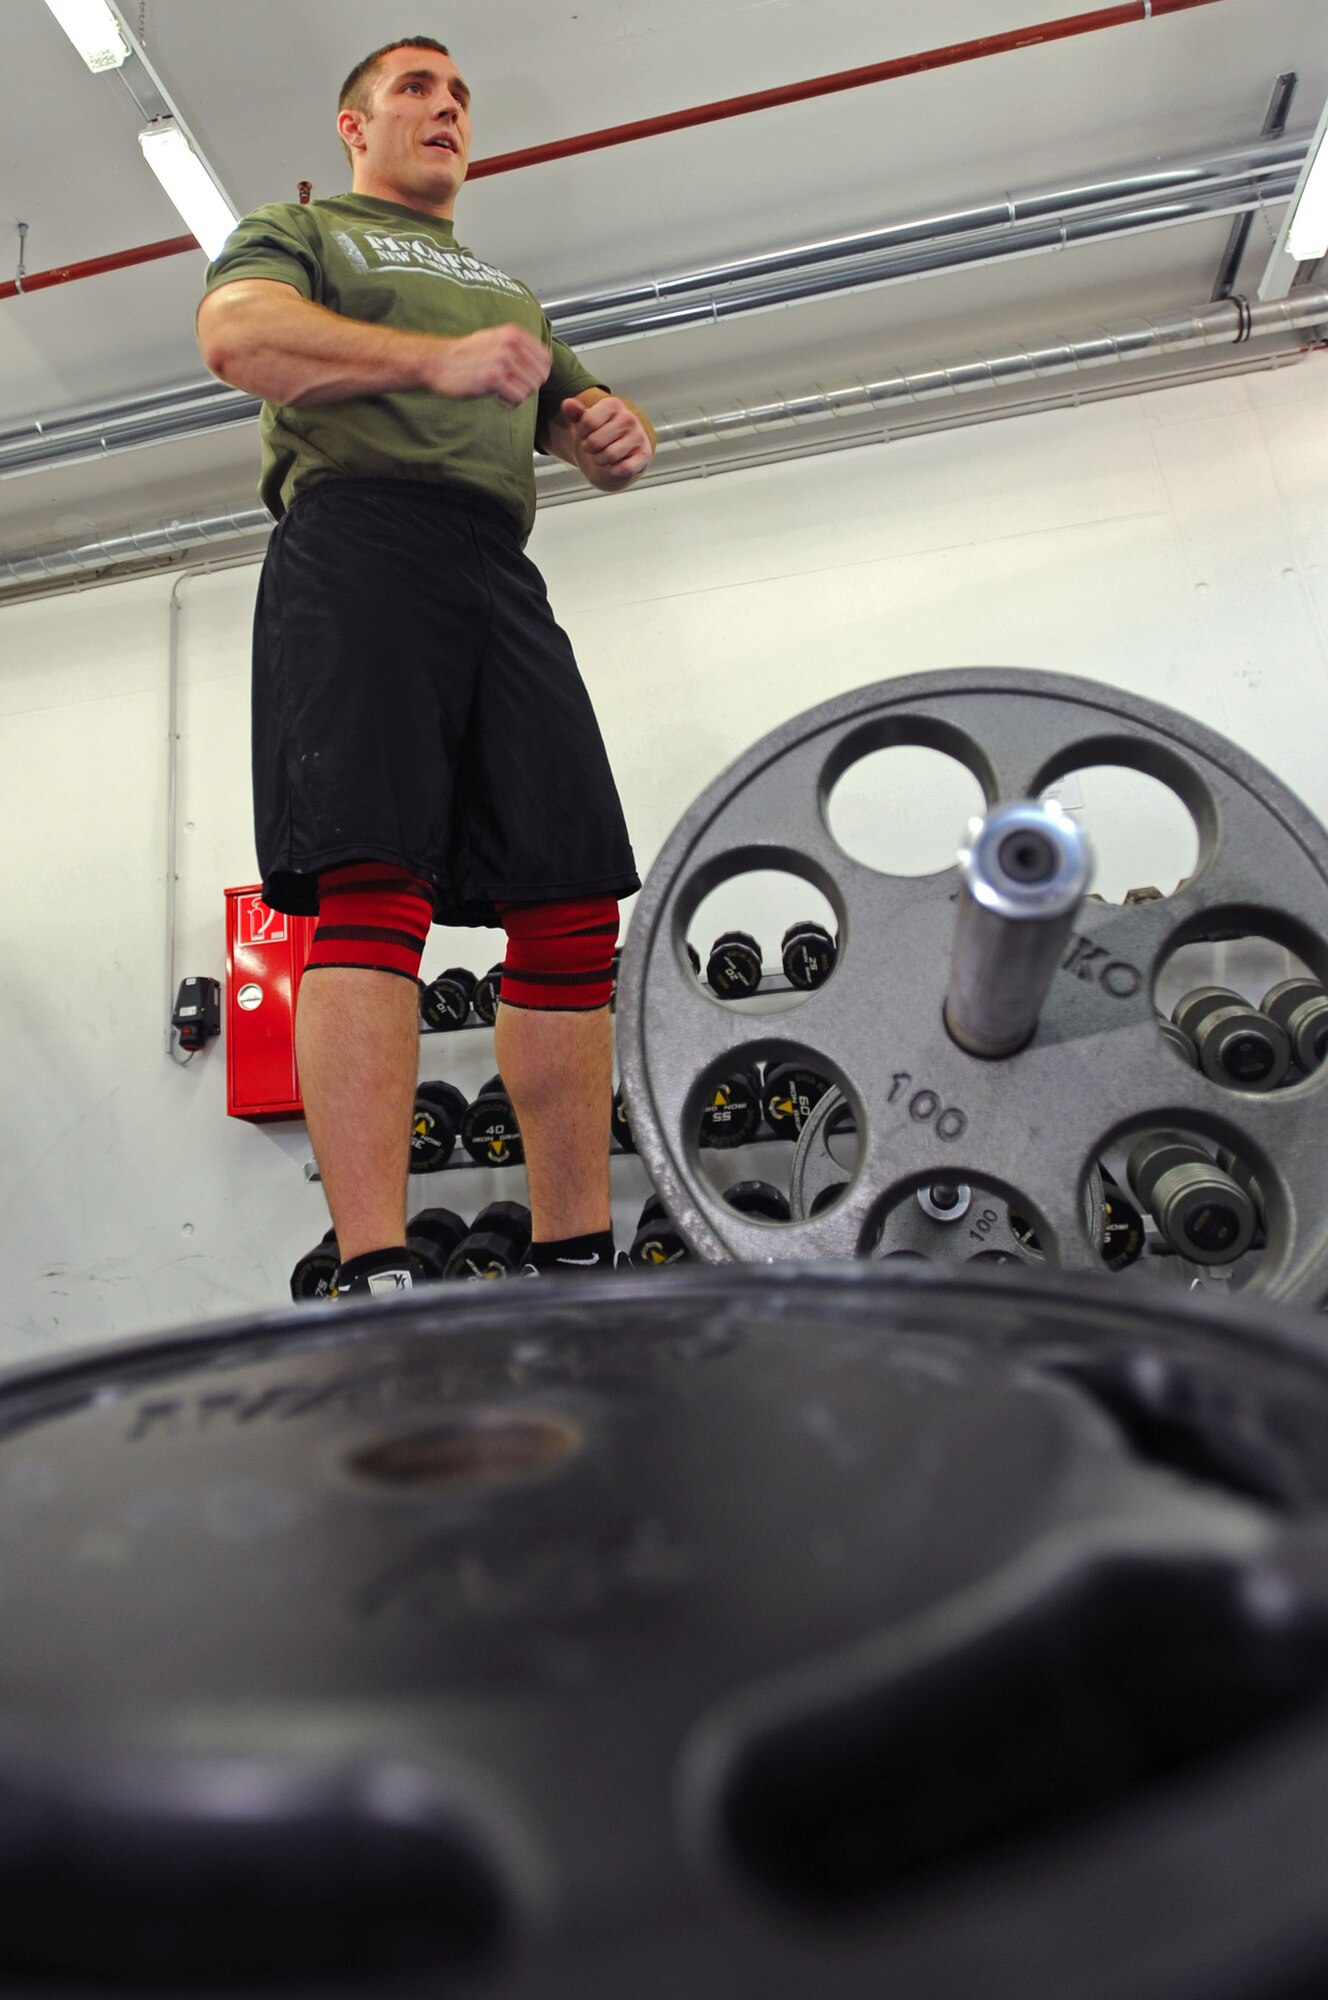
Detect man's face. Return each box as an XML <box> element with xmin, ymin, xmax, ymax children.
<box><xmin>340</xmin><ymin>47</ymin><xmax>472</xmax><ymax>214</ymax></box>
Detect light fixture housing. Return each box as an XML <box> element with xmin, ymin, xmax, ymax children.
<box><xmin>138</xmin><ymin>119</ymin><xmax>238</xmax><ymax>259</ymax></box>
<box><xmin>40</xmin><ymin>0</ymin><xmax>129</xmax><ymax>72</ymax></box>
<box><xmin>1259</xmin><ymin>93</ymin><xmax>1328</xmax><ymax>298</ymax></box>
<box><xmin>1287</xmin><ymin>126</ymin><xmax>1328</xmax><ymax>262</ymax></box>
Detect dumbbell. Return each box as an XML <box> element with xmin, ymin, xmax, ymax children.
<box><xmin>1261</xmin><ymin>977</ymin><xmax>1328</xmax><ymax>1074</ymax></box>
<box><xmin>409</xmin><ymin>1080</ymin><xmax>468</xmax><ymax>1173</ymax></box>
<box><xmin>406</xmin><ymin>1206</ymin><xmax>468</xmax><ymax>1280</ymax></box>
<box><xmin>444</xmin><ymin>1202</ymin><xmax>533</xmax><ymax>1280</ymax></box>
<box><xmin>722</xmin><ymin>1181</ymin><xmax>791</xmax><ymax>1222</ymax></box>
<box><xmin>699</xmin><ymin>1066</ymin><xmax>765</xmax><ymax>1148</ymax></box>
<box><xmin>611</xmin><ymin>1082</ymin><xmax>635</xmax><ymax>1152</ymax></box>
<box><xmin>1171</xmin><ymin>986</ymin><xmax>1290</xmax><ymax>1091</ymax></box>
<box><xmin>1126</xmin><ymin>1131</ymin><xmax>1257</xmax><ymax>1265</ymax></box>
<box><xmin>706</xmin><ymin>931</ymin><xmax>763</xmax><ymax>999</ymax></box>
<box><xmin>781</xmin><ymin>921</ymin><xmax>837</xmax><ymax>990</ymax></box>
<box><xmin>473</xmin><ymin>963</ymin><xmax>504</xmax><ymax>1026</ymax></box>
<box><xmin>419</xmin><ymin>967</ymin><xmax>476</xmax><ymax>1031</ymax></box>
<box><xmin>1097</xmin><ymin>1170</ymin><xmax>1146</xmax><ymax>1272</ymax></box>
<box><xmin>1213</xmin><ymin>1148</ymin><xmax>1268</xmax><ymax>1239</ymax></box>
<box><xmin>629</xmin><ymin>1194</ymin><xmax>691</xmax><ymax>1267</ymax></box>
<box><xmin>1157</xmin><ymin>1012</ymin><xmax>1199</xmax><ymax>1069</ymax></box>
<box><xmin>761</xmin><ymin>1062</ymin><xmax>834</xmax><ymax>1140</ymax></box>
<box><xmin>289</xmin><ymin>1228</ymin><xmax>339</xmax><ymax>1301</ymax></box>
<box><xmin>460</xmin><ymin>1074</ymin><xmax>524</xmax><ymax>1167</ymax></box>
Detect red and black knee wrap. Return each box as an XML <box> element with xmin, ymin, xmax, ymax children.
<box><xmin>498</xmin><ymin>896</ymin><xmax>620</xmax><ymax>1012</ymax></box>
<box><xmin>307</xmin><ymin>861</ymin><xmax>434</xmax><ymax>982</ymax></box>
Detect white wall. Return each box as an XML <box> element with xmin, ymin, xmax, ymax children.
<box><xmin>2</xmin><ymin>357</ymin><xmax>1326</xmax><ymax>1356</ymax></box>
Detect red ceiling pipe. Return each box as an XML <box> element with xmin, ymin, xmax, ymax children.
<box><xmin>1</xmin><ymin>0</ymin><xmax>1233</xmax><ymax>302</ymax></box>
<box><xmin>466</xmin><ymin>0</ymin><xmax>1231</xmax><ymax>180</ymax></box>
<box><xmin>0</xmin><ymin>232</ymin><xmax>198</xmax><ymax>303</ymax></box>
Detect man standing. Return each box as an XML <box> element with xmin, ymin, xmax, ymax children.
<box><xmin>197</xmin><ymin>37</ymin><xmax>654</xmax><ymax>1294</ymax></box>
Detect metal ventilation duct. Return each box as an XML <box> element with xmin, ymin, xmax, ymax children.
<box><xmin>2</xmin><ymin>287</ymin><xmax>1323</xmax><ymax>592</ymax></box>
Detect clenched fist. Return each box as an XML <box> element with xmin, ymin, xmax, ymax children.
<box><xmin>559</xmin><ymin>394</ymin><xmax>654</xmax><ymax>488</ymax></box>
<box><xmin>425</xmin><ymin>324</ymin><xmax>552</xmax><ymax>406</ymax></box>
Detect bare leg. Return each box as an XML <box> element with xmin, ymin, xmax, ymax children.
<box><xmin>295</xmin><ymin>967</ymin><xmax>419</xmax><ymax>1262</ymax></box>
<box><xmin>493</xmin><ymin>1004</ymin><xmax>613</xmax><ymax>1240</ymax></box>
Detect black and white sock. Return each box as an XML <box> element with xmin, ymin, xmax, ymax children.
<box><xmin>331</xmin><ymin>1246</ymin><xmax>419</xmax><ymax>1297</ymax></box>
<box><xmin>525</xmin><ymin>1230</ymin><xmax>617</xmax><ymax>1275</ymax></box>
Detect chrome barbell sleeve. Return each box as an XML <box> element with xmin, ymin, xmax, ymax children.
<box><xmin>944</xmin><ymin>800</ymin><xmax>1093</xmax><ymax>1058</ymax></box>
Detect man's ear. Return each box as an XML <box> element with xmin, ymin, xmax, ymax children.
<box><xmin>337</xmin><ymin>107</ymin><xmax>368</xmax><ymax>155</ymax></box>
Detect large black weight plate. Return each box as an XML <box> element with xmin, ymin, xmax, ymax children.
<box><xmin>3</xmin><ymin>1271</ymin><xmax>1328</xmax><ymax>1995</ymax></box>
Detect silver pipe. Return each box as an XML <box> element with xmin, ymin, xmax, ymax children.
<box><xmin>0</xmin><ymin>350</ymin><xmax>1296</xmax><ymax>599</ymax></box>
<box><xmin>0</xmin><ymin>350</ymin><xmax>1297</xmax><ymax>600</ymax></box>
<box><xmin>0</xmin><ymin>505</ymin><xmax>270</xmax><ymax>585</ymax></box>
<box><xmin>0</xmin><ymin>384</ymin><xmax>259</xmax><ymax>481</ymax></box>
<box><xmin>0</xmin><ymin>299</ymin><xmax>1321</xmax><ymax>592</ymax></box>
<box><xmin>541</xmin><ymin>136</ymin><xmax>1305</xmax><ymax>315</ymax></box>
<box><xmin>556</xmin><ymin>166</ymin><xmax>1304</xmax><ymax>348</ymax></box>
<box><xmin>5</xmin><ymin>377</ymin><xmax>236</xmax><ymax>436</ymax></box>
<box><xmin>0</xmin><ymin>201</ymin><xmax>1307</xmax><ymax>477</ymax></box>
<box><xmin>650</xmin><ymin>288</ymin><xmax>1328</xmax><ymax>447</ymax></box>
<box><xmin>0</xmin><ymin>137</ymin><xmax>1308</xmax><ymax>482</ymax></box>
<box><xmin>532</xmin><ymin>347</ymin><xmax>1305</xmax><ymax>504</ymax></box>
<box><xmin>945</xmin><ymin>802</ymin><xmax>1093</xmax><ymax>1059</ymax></box>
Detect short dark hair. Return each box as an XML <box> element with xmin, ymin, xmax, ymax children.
<box><xmin>337</xmin><ymin>36</ymin><xmax>452</xmax><ymax>164</ymax></box>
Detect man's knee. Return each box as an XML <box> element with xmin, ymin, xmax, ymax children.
<box><xmin>305</xmin><ymin>861</ymin><xmax>434</xmax><ymax>982</ymax></box>
<box><xmin>498</xmin><ymin>896</ymin><xmax>619</xmax><ymax>1011</ymax></box>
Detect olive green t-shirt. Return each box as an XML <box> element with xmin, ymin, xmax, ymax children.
<box><xmin>203</xmin><ymin>193</ymin><xmax>605</xmax><ymax>538</ymax></box>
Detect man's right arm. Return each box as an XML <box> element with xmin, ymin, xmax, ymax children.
<box><xmin>196</xmin><ymin>279</ymin><xmax>551</xmax><ymax>409</ymax></box>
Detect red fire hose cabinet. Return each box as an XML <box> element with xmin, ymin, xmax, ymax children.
<box><xmin>224</xmin><ymin>887</ymin><xmax>316</xmax><ymax>1121</ymax></box>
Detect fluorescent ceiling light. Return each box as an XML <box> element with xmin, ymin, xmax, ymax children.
<box><xmin>1287</xmin><ymin>128</ymin><xmax>1328</xmax><ymax>262</ymax></box>
<box><xmin>41</xmin><ymin>0</ymin><xmax>129</xmax><ymax>72</ymax></box>
<box><xmin>139</xmin><ymin>120</ymin><xmax>238</xmax><ymax>259</ymax></box>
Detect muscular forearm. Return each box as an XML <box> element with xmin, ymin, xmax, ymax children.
<box><xmin>197</xmin><ymin>282</ymin><xmax>435</xmax><ymax>406</ymax></box>
<box><xmin>196</xmin><ymin>279</ymin><xmax>553</xmax><ymax>411</ymax></box>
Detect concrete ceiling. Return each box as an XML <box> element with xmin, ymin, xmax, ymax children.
<box><xmin>1</xmin><ymin>0</ymin><xmax>1325</xmax><ymax>562</ymax></box>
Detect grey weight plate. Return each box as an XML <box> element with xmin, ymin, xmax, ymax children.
<box><xmin>790</xmin><ymin>1085</ymin><xmax>1107</xmax><ymax>1265</ymax></box>
<box><xmin>615</xmin><ymin>668</ymin><xmax>1328</xmax><ymax>1299</ymax></box>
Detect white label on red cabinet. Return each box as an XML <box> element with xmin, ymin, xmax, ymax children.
<box><xmin>240</xmin><ymin>897</ymin><xmax>288</xmax><ymax>946</ymax></box>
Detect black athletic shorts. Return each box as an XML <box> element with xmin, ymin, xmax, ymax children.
<box><xmin>251</xmin><ymin>477</ymin><xmax>640</xmax><ymax>924</ymax></box>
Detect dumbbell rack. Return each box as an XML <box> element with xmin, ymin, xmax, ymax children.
<box><xmin>304</xmin><ymin>959</ymin><xmax>1238</xmax><ymax>1279</ymax></box>
<box><xmin>302</xmin><ymin>965</ymin><xmax>815</xmax><ymax>1181</ymax></box>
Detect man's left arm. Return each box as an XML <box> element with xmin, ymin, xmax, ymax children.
<box><xmin>539</xmin><ymin>386</ymin><xmax>656</xmax><ymax>493</ymax></box>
